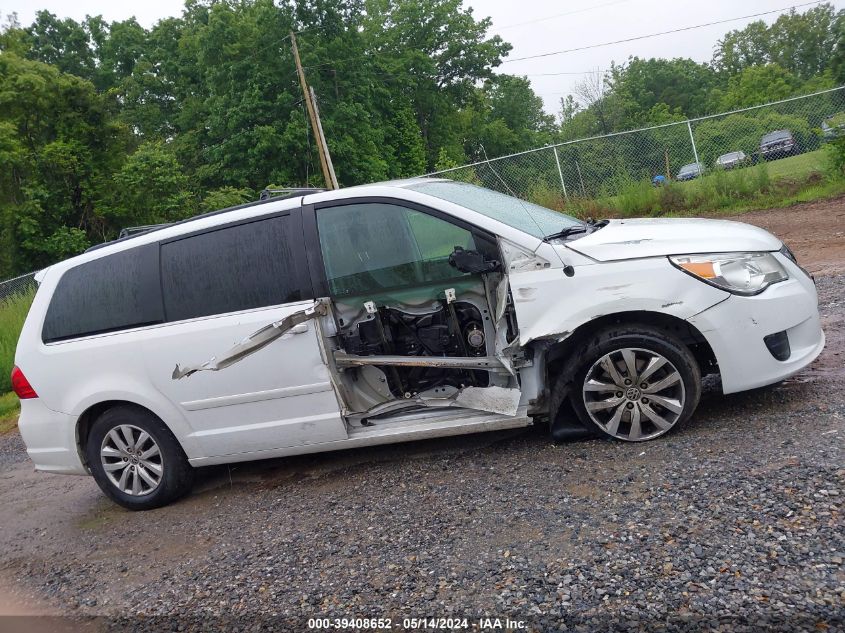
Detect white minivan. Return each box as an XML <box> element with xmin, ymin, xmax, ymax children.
<box><xmin>13</xmin><ymin>179</ymin><xmax>824</xmax><ymax>509</ymax></box>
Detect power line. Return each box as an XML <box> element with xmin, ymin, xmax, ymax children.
<box><xmin>501</xmin><ymin>1</ymin><xmax>822</xmax><ymax>64</ymax></box>
<box><xmin>495</xmin><ymin>0</ymin><xmax>632</xmax><ymax>31</ymax></box>
<box><xmin>522</xmin><ymin>69</ymin><xmax>610</xmax><ymax>77</ymax></box>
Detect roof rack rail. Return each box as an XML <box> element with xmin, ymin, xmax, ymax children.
<box><xmin>85</xmin><ymin>188</ymin><xmax>325</xmax><ymax>254</ymax></box>
<box><xmin>259</xmin><ymin>187</ymin><xmax>325</xmax><ymax>200</ymax></box>
<box><xmin>117</xmin><ymin>224</ymin><xmax>171</xmax><ymax>239</ymax></box>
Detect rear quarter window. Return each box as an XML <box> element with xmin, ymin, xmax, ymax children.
<box><xmin>160</xmin><ymin>214</ymin><xmax>302</xmax><ymax>322</ymax></box>
<box><xmin>42</xmin><ymin>245</ymin><xmax>163</xmax><ymax>342</ymax></box>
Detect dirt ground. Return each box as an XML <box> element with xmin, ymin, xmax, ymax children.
<box><xmin>0</xmin><ymin>197</ymin><xmax>842</xmax><ymax>631</ymax></box>
<box><xmin>729</xmin><ymin>196</ymin><xmax>845</xmax><ymax>277</ymax></box>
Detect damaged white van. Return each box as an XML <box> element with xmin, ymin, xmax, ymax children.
<box><xmin>13</xmin><ymin>179</ymin><xmax>824</xmax><ymax>509</ymax></box>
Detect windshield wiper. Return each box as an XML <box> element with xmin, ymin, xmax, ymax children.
<box><xmin>543</xmin><ymin>218</ymin><xmax>610</xmax><ymax>242</ymax></box>
<box><xmin>543</xmin><ymin>218</ymin><xmax>609</xmax><ymax>243</ymax></box>
<box><xmin>542</xmin><ymin>226</ymin><xmax>588</xmax><ymax>242</ymax></box>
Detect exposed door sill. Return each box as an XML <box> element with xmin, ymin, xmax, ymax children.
<box><xmin>347</xmin><ymin>407</ymin><xmax>531</xmax><ymax>440</ymax></box>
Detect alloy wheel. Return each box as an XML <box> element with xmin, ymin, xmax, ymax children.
<box><xmin>582</xmin><ymin>347</ymin><xmax>686</xmax><ymax>441</ymax></box>
<box><xmin>100</xmin><ymin>424</ymin><xmax>164</xmax><ymax>496</ymax></box>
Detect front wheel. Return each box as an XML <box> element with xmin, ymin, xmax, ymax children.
<box><xmin>86</xmin><ymin>406</ymin><xmax>195</xmax><ymax>510</ymax></box>
<box><xmin>570</xmin><ymin>326</ymin><xmax>701</xmax><ymax>442</ymax></box>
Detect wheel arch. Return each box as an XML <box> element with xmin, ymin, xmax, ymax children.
<box><xmin>75</xmin><ymin>400</ymin><xmax>186</xmax><ymax>470</ymax></box>
<box><xmin>543</xmin><ymin>310</ymin><xmax>717</xmax><ymax>380</ymax></box>
<box><xmin>534</xmin><ymin>310</ymin><xmax>716</xmax><ymax>431</ymax></box>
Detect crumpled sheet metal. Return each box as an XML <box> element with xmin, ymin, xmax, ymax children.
<box><xmin>449</xmin><ymin>385</ymin><xmax>521</xmax><ymax>416</ymax></box>
<box><xmin>348</xmin><ymin>384</ymin><xmax>522</xmax><ymax>419</ymax></box>
<box><xmin>172</xmin><ymin>301</ymin><xmax>327</xmax><ymax>380</ymax></box>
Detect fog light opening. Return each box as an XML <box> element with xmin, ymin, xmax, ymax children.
<box><xmin>764</xmin><ymin>331</ymin><xmax>791</xmax><ymax>362</ymax></box>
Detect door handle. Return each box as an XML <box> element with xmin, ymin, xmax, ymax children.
<box><xmin>291</xmin><ymin>323</ymin><xmax>309</xmax><ymax>334</ymax></box>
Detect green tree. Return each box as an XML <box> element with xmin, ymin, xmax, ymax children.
<box><xmin>109</xmin><ymin>142</ymin><xmax>197</xmax><ymax>226</ymax></box>
<box><xmin>610</xmin><ymin>57</ymin><xmax>719</xmax><ymax>121</ymax></box>
<box><xmin>87</xmin><ymin>16</ymin><xmax>147</xmax><ymax>90</ymax></box>
<box><xmin>0</xmin><ymin>12</ymin><xmax>30</xmax><ymax>55</ymax></box>
<box><xmin>829</xmin><ymin>12</ymin><xmax>845</xmax><ymax>85</ymax></box>
<box><xmin>714</xmin><ymin>4</ymin><xmax>839</xmax><ymax>79</ymax></box>
<box><xmin>363</xmin><ymin>0</ymin><xmax>511</xmax><ymax>166</ymax></box>
<box><xmin>25</xmin><ymin>10</ymin><xmax>96</xmax><ymax>79</ymax></box>
<box><xmin>484</xmin><ymin>74</ymin><xmax>555</xmax><ymax>146</ymax></box>
<box><xmin>383</xmin><ymin>103</ymin><xmax>427</xmax><ymax>177</ymax></box>
<box><xmin>202</xmin><ymin>186</ymin><xmax>254</xmax><ymax>211</ymax></box>
<box><xmin>717</xmin><ymin>64</ymin><xmax>800</xmax><ymax>110</ymax></box>
<box><xmin>0</xmin><ymin>53</ymin><xmax>129</xmax><ymax>275</ymax></box>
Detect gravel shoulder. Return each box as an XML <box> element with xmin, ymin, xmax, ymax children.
<box><xmin>0</xmin><ymin>201</ymin><xmax>843</xmax><ymax>631</ymax></box>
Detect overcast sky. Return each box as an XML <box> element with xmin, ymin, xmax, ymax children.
<box><xmin>2</xmin><ymin>0</ymin><xmax>843</xmax><ymax>113</ymax></box>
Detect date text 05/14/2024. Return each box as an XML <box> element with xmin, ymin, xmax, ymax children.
<box><xmin>307</xmin><ymin>617</ymin><xmax>528</xmax><ymax>630</ymax></box>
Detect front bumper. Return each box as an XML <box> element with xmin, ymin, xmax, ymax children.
<box><xmin>761</xmin><ymin>144</ymin><xmax>795</xmax><ymax>158</ymax></box>
<box><xmin>688</xmin><ymin>258</ymin><xmax>824</xmax><ymax>394</ymax></box>
<box><xmin>17</xmin><ymin>399</ymin><xmax>87</xmax><ymax>475</ymax></box>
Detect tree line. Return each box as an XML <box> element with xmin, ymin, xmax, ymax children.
<box><xmin>0</xmin><ymin>0</ymin><xmax>843</xmax><ymax>276</ymax></box>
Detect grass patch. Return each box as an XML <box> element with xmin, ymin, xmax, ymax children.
<box><xmin>0</xmin><ymin>391</ymin><xmax>19</xmax><ymax>434</ymax></box>
<box><xmin>0</xmin><ymin>288</ymin><xmax>35</xmax><ymax>394</ymax></box>
<box><xmin>697</xmin><ymin>174</ymin><xmax>845</xmax><ymax>216</ymax></box>
<box><xmin>758</xmin><ymin>149</ymin><xmax>825</xmax><ymax>181</ymax></box>
<box><xmin>617</xmin><ymin>180</ymin><xmax>660</xmax><ymax>216</ymax></box>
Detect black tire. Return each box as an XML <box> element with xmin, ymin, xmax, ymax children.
<box><xmin>568</xmin><ymin>325</ymin><xmax>701</xmax><ymax>442</ymax></box>
<box><xmin>86</xmin><ymin>405</ymin><xmax>195</xmax><ymax>510</ymax></box>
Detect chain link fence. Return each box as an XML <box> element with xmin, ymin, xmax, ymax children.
<box><xmin>424</xmin><ymin>86</ymin><xmax>845</xmax><ymax>202</ymax></box>
<box><xmin>0</xmin><ymin>272</ymin><xmax>37</xmax><ymax>303</ymax></box>
<box><xmin>0</xmin><ymin>272</ymin><xmax>37</xmax><ymax>392</ymax></box>
<box><xmin>0</xmin><ymin>88</ymin><xmax>843</xmax><ymax>291</ymax></box>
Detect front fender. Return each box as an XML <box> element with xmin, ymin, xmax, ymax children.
<box><xmin>510</xmin><ymin>257</ymin><xmax>729</xmax><ymax>345</ymax></box>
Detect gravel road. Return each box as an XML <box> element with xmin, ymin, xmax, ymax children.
<box><xmin>0</xmin><ymin>200</ymin><xmax>843</xmax><ymax>632</ymax></box>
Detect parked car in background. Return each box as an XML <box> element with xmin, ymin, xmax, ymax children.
<box><xmin>760</xmin><ymin>130</ymin><xmax>797</xmax><ymax>160</ymax></box>
<box><xmin>13</xmin><ymin>179</ymin><xmax>824</xmax><ymax>509</ymax></box>
<box><xmin>676</xmin><ymin>162</ymin><xmax>704</xmax><ymax>181</ymax></box>
<box><xmin>821</xmin><ymin>113</ymin><xmax>845</xmax><ymax>140</ymax></box>
<box><xmin>715</xmin><ymin>151</ymin><xmax>749</xmax><ymax>170</ymax></box>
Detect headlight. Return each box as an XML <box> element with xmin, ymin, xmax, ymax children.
<box><xmin>669</xmin><ymin>252</ymin><xmax>788</xmax><ymax>295</ymax></box>
<box><xmin>780</xmin><ymin>244</ymin><xmax>812</xmax><ymax>279</ymax></box>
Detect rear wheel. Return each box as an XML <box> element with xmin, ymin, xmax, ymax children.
<box><xmin>570</xmin><ymin>326</ymin><xmax>701</xmax><ymax>442</ymax></box>
<box><xmin>86</xmin><ymin>406</ymin><xmax>194</xmax><ymax>510</ymax></box>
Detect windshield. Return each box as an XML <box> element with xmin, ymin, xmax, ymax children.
<box><xmin>719</xmin><ymin>152</ymin><xmax>742</xmax><ymax>161</ymax></box>
<box><xmin>408</xmin><ymin>181</ymin><xmax>583</xmax><ymax>239</ymax></box>
<box><xmin>679</xmin><ymin>163</ymin><xmax>699</xmax><ymax>174</ymax></box>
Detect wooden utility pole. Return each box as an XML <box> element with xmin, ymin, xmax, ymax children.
<box><xmin>290</xmin><ymin>31</ymin><xmax>338</xmax><ymax>189</ymax></box>
<box><xmin>310</xmin><ymin>86</ymin><xmax>338</xmax><ymax>190</ymax></box>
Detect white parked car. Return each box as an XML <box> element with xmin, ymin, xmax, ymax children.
<box><xmin>715</xmin><ymin>151</ymin><xmax>750</xmax><ymax>170</ymax></box>
<box><xmin>13</xmin><ymin>180</ymin><xmax>824</xmax><ymax>509</ymax></box>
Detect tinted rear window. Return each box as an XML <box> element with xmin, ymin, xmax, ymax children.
<box><xmin>160</xmin><ymin>215</ymin><xmax>302</xmax><ymax>322</ymax></box>
<box><xmin>42</xmin><ymin>245</ymin><xmax>162</xmax><ymax>342</ymax></box>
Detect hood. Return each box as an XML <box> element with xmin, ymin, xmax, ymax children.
<box><xmin>564</xmin><ymin>218</ymin><xmax>782</xmax><ymax>262</ymax></box>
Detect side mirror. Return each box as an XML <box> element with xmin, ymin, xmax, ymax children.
<box><xmin>448</xmin><ymin>246</ymin><xmax>501</xmax><ymax>274</ymax></box>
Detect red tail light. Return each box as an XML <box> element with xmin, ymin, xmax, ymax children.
<box><xmin>11</xmin><ymin>366</ymin><xmax>38</xmax><ymax>399</ymax></box>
